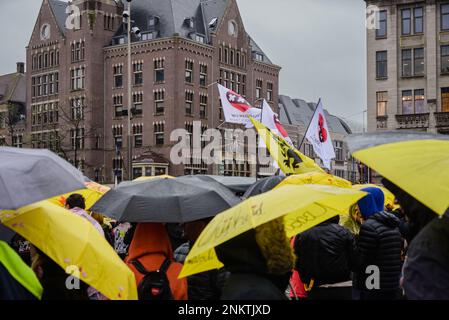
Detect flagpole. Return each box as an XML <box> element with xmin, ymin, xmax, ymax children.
<box><xmin>256</xmin><ymin>99</ymin><xmax>264</xmax><ymax>180</ymax></box>
<box><xmin>298</xmin><ymin>98</ymin><xmax>321</xmax><ymax>151</ymax></box>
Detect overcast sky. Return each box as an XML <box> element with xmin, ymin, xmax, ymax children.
<box><xmin>0</xmin><ymin>0</ymin><xmax>367</xmax><ymax>127</ymax></box>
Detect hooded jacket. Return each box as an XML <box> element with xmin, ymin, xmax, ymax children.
<box><xmin>125</xmin><ymin>223</ymin><xmax>187</xmax><ymax>300</ymax></box>
<box><xmin>294</xmin><ymin>216</ymin><xmax>356</xmax><ymax>287</ymax></box>
<box><xmin>215</xmin><ymin>219</ymin><xmax>295</xmax><ymax>300</ymax></box>
<box><xmin>353</xmin><ymin>212</ymin><xmax>402</xmax><ymax>293</ymax></box>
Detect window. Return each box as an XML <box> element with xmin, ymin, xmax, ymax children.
<box><xmin>114</xmin><ymin>65</ymin><xmax>123</xmax><ymax>88</ymax></box>
<box><xmin>402</xmin><ymin>48</ymin><xmax>424</xmax><ymax>77</ymax></box>
<box><xmin>113</xmin><ymin>126</ymin><xmax>123</xmax><ymax>149</ymax></box>
<box><xmin>154</xmin><ymin>59</ymin><xmax>164</xmax><ymax>83</ymax></box>
<box><xmin>71</xmin><ymin>41</ymin><xmax>85</xmax><ymax>62</ymax></box>
<box><xmin>200</xmin><ymin>94</ymin><xmax>207</xmax><ymax>119</ymax></box>
<box><xmin>376</xmin><ymin>10</ymin><xmax>387</xmax><ymax>38</ymax></box>
<box><xmin>441</xmin><ymin>45</ymin><xmax>449</xmax><ymax>73</ymax></box>
<box><xmin>70</xmin><ymin>128</ymin><xmax>85</xmax><ymax>150</ymax></box>
<box><xmin>230</xmin><ymin>50</ymin><xmax>235</xmax><ymax>65</ymax></box>
<box><xmin>12</xmin><ymin>134</ymin><xmax>23</xmax><ymax>148</ymax></box>
<box><xmin>70</xmin><ymin>97</ymin><xmax>85</xmax><ymax>120</ymax></box>
<box><xmin>402</xmin><ymin>49</ymin><xmax>412</xmax><ymax>77</ymax></box>
<box><xmin>402</xmin><ymin>9</ymin><xmax>411</xmax><ymax>35</ymax></box>
<box><xmin>141</xmin><ymin>32</ymin><xmax>155</xmax><ymax>41</ymax></box>
<box><xmin>376</xmin><ymin>92</ymin><xmax>387</xmax><ymax>117</ymax></box>
<box><xmin>132</xmin><ymin>92</ymin><xmax>143</xmax><ymax>116</ymax></box>
<box><xmin>133</xmin><ymin>124</ymin><xmax>143</xmax><ymax>148</ymax></box>
<box><xmin>185</xmin><ymin>91</ymin><xmax>194</xmax><ymax>115</ymax></box>
<box><xmin>334</xmin><ymin>141</ymin><xmax>344</xmax><ymax>161</ymax></box>
<box><xmin>267</xmin><ymin>82</ymin><xmax>273</xmax><ymax>101</ymax></box>
<box><xmin>376</xmin><ymin>51</ymin><xmax>388</xmax><ymax>79</ymax></box>
<box><xmin>256</xmin><ymin>79</ymin><xmax>263</xmax><ymax>99</ymax></box>
<box><xmin>113</xmin><ymin>95</ymin><xmax>123</xmax><ymax>118</ymax></box>
<box><xmin>133</xmin><ymin>62</ymin><xmax>143</xmax><ymax>86</ymax></box>
<box><xmin>195</xmin><ymin>34</ymin><xmax>205</xmax><ymax>43</ymax></box>
<box><xmin>185</xmin><ymin>60</ymin><xmax>193</xmax><ymax>83</ymax></box>
<box><xmin>149</xmin><ymin>16</ymin><xmax>159</xmax><ymax>28</ymax></box>
<box><xmin>255</xmin><ymin>53</ymin><xmax>264</xmax><ymax>62</ymax></box>
<box><xmin>415</xmin><ymin>89</ymin><xmax>426</xmax><ymax>114</ymax></box>
<box><xmin>402</xmin><ymin>90</ymin><xmax>414</xmax><ymax>114</ymax></box>
<box><xmin>154</xmin><ymin>122</ymin><xmax>164</xmax><ymax>146</ymax></box>
<box><xmin>71</xmin><ymin>67</ymin><xmax>85</xmax><ymax>90</ymax></box>
<box><xmin>133</xmin><ymin>168</ymin><xmax>143</xmax><ymax>179</ymax></box>
<box><xmin>154</xmin><ymin>90</ymin><xmax>165</xmax><ymax>115</ymax></box>
<box><xmin>42</xmin><ymin>75</ymin><xmax>48</xmax><ymax>96</ymax></box>
<box><xmin>414</xmin><ymin>7</ymin><xmax>423</xmax><ymax>34</ymax></box>
<box><xmin>224</xmin><ymin>48</ymin><xmax>229</xmax><ymax>64</ymax></box>
<box><xmin>199</xmin><ymin>64</ymin><xmax>207</xmax><ymax>87</ymax></box>
<box><xmin>442</xmin><ymin>87</ymin><xmax>449</xmax><ymax>112</ymax></box>
<box><xmin>414</xmin><ymin>48</ymin><xmax>425</xmax><ymax>75</ymax></box>
<box><xmin>442</xmin><ymin>4</ymin><xmax>449</xmax><ymax>31</ymax></box>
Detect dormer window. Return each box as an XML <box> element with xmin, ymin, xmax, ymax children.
<box><xmin>209</xmin><ymin>17</ymin><xmax>218</xmax><ymax>29</ymax></box>
<box><xmin>185</xmin><ymin>17</ymin><xmax>195</xmax><ymax>29</ymax></box>
<box><xmin>195</xmin><ymin>34</ymin><xmax>205</xmax><ymax>44</ymax></box>
<box><xmin>148</xmin><ymin>16</ymin><xmax>160</xmax><ymax>28</ymax></box>
<box><xmin>255</xmin><ymin>53</ymin><xmax>264</xmax><ymax>62</ymax></box>
<box><xmin>141</xmin><ymin>32</ymin><xmax>157</xmax><ymax>41</ymax></box>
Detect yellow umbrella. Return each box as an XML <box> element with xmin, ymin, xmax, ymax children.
<box><xmin>275</xmin><ymin>172</ymin><xmax>353</xmax><ymax>189</ymax></box>
<box><xmin>350</xmin><ymin>136</ymin><xmax>449</xmax><ymax>215</ymax></box>
<box><xmin>133</xmin><ymin>175</ymin><xmax>174</xmax><ymax>182</ymax></box>
<box><xmin>178</xmin><ymin>184</ymin><xmax>366</xmax><ymax>278</ymax></box>
<box><xmin>48</xmin><ymin>181</ymin><xmax>111</xmax><ymax>210</ymax></box>
<box><xmin>352</xmin><ymin>184</ymin><xmax>398</xmax><ymax>210</ymax></box>
<box><xmin>0</xmin><ymin>201</ymin><xmax>137</xmax><ymax>300</ymax></box>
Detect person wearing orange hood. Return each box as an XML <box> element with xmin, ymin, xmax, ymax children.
<box><xmin>125</xmin><ymin>223</ymin><xmax>188</xmax><ymax>300</ymax></box>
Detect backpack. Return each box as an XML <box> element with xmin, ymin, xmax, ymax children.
<box><xmin>131</xmin><ymin>258</ymin><xmax>174</xmax><ymax>300</ymax></box>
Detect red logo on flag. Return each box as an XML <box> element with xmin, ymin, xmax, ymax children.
<box><xmin>226</xmin><ymin>90</ymin><xmax>251</xmax><ymax>112</ymax></box>
<box><xmin>318</xmin><ymin>114</ymin><xmax>328</xmax><ymax>143</ymax></box>
<box><xmin>273</xmin><ymin>115</ymin><xmax>289</xmax><ymax>138</ymax></box>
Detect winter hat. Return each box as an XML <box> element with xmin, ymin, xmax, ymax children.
<box><xmin>357</xmin><ymin>187</ymin><xmax>385</xmax><ymax>219</ymax></box>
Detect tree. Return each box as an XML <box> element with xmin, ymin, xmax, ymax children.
<box><xmin>0</xmin><ymin>102</ymin><xmax>25</xmax><ymax>146</ymax></box>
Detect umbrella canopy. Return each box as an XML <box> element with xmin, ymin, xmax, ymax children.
<box><xmin>0</xmin><ymin>201</ymin><xmax>137</xmax><ymax>300</ymax></box>
<box><xmin>179</xmin><ymin>184</ymin><xmax>366</xmax><ymax>278</ymax></box>
<box><xmin>0</xmin><ymin>147</ymin><xmax>86</xmax><ymax>210</ymax></box>
<box><xmin>347</xmin><ymin>132</ymin><xmax>449</xmax><ymax>215</ymax></box>
<box><xmin>91</xmin><ymin>177</ymin><xmax>241</xmax><ymax>223</ymax></box>
<box><xmin>242</xmin><ymin>176</ymin><xmax>286</xmax><ymax>198</ymax></box>
<box><xmin>47</xmin><ymin>181</ymin><xmax>111</xmax><ymax>210</ymax></box>
<box><xmin>276</xmin><ymin>172</ymin><xmax>353</xmax><ymax>189</ymax></box>
<box><xmin>191</xmin><ymin>175</ymin><xmax>257</xmax><ymax>194</ymax></box>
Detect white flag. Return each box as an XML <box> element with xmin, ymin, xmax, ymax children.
<box><xmin>305</xmin><ymin>100</ymin><xmax>336</xmax><ymax>170</ymax></box>
<box><xmin>260</xmin><ymin>100</ymin><xmax>293</xmax><ymax>147</ymax></box>
<box><xmin>217</xmin><ymin>84</ymin><xmax>261</xmax><ymax>128</ymax></box>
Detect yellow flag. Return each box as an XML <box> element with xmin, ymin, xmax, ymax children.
<box><xmin>250</xmin><ymin>116</ymin><xmax>324</xmax><ymax>175</ymax></box>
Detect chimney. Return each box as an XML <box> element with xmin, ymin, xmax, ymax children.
<box><xmin>17</xmin><ymin>62</ymin><xmax>25</xmax><ymax>74</ymax></box>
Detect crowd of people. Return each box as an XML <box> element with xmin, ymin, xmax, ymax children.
<box><xmin>2</xmin><ymin>175</ymin><xmax>448</xmax><ymax>301</ymax></box>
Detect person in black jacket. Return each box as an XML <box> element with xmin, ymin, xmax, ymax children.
<box><xmin>174</xmin><ymin>217</ymin><xmax>229</xmax><ymax>300</ymax></box>
<box><xmin>216</xmin><ymin>217</ymin><xmax>295</xmax><ymax>300</ymax></box>
<box><xmin>293</xmin><ymin>216</ymin><xmax>356</xmax><ymax>300</ymax></box>
<box><xmin>352</xmin><ymin>187</ymin><xmax>402</xmax><ymax>300</ymax></box>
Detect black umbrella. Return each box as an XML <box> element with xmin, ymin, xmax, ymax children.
<box><xmin>242</xmin><ymin>176</ymin><xmax>286</xmax><ymax>199</ymax></box>
<box><xmin>0</xmin><ymin>147</ymin><xmax>86</xmax><ymax>209</ymax></box>
<box><xmin>91</xmin><ymin>177</ymin><xmax>241</xmax><ymax>223</ymax></box>
<box><xmin>185</xmin><ymin>175</ymin><xmax>257</xmax><ymax>195</ymax></box>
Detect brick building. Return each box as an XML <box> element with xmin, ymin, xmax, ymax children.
<box><xmin>26</xmin><ymin>0</ymin><xmax>280</xmax><ymax>182</ymax></box>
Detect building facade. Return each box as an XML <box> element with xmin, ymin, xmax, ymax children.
<box><xmin>26</xmin><ymin>0</ymin><xmax>280</xmax><ymax>182</ymax></box>
<box><xmin>366</xmin><ymin>0</ymin><xmax>449</xmax><ymax>134</ymax></box>
<box><xmin>0</xmin><ymin>63</ymin><xmax>27</xmax><ymax>148</ymax></box>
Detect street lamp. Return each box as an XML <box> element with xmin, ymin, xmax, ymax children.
<box><xmin>124</xmin><ymin>0</ymin><xmax>141</xmax><ymax>181</ymax></box>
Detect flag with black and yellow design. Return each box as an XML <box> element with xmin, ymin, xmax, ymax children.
<box><xmin>250</xmin><ymin>116</ymin><xmax>324</xmax><ymax>175</ymax></box>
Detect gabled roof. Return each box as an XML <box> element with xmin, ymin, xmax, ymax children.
<box><xmin>48</xmin><ymin>0</ymin><xmax>69</xmax><ymax>36</ymax></box>
<box><xmin>279</xmin><ymin>95</ymin><xmax>352</xmax><ymax>135</ymax></box>
<box><xmin>112</xmin><ymin>0</ymin><xmax>276</xmax><ymax>65</ymax></box>
<box><xmin>0</xmin><ymin>73</ymin><xmax>26</xmax><ymax>106</ymax></box>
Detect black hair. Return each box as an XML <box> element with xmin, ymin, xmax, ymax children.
<box><xmin>65</xmin><ymin>194</ymin><xmax>86</xmax><ymax>210</ymax></box>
